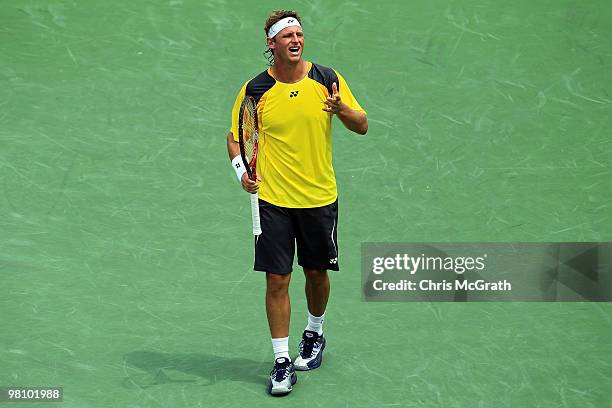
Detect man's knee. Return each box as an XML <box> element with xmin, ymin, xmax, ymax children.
<box><xmin>303</xmin><ymin>268</ymin><xmax>327</xmax><ymax>284</ymax></box>
<box><xmin>266</xmin><ymin>272</ymin><xmax>291</xmax><ymax>294</ymax></box>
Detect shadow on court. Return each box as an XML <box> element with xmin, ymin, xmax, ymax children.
<box><xmin>122</xmin><ymin>351</ymin><xmax>268</xmax><ymax>388</ymax></box>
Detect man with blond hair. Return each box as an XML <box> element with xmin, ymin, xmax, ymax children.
<box><xmin>226</xmin><ymin>10</ymin><xmax>367</xmax><ymax>395</ymax></box>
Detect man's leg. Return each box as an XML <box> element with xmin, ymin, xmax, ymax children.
<box><xmin>256</xmin><ymin>201</ymin><xmax>294</xmax><ymax>358</ymax></box>
<box><xmin>293</xmin><ymin>268</ymin><xmax>328</xmax><ymax>370</ymax></box>
<box><xmin>265</xmin><ymin>272</ymin><xmax>297</xmax><ymax>395</ymax></box>
<box><xmin>266</xmin><ymin>272</ymin><xmax>292</xmax><ymax>340</ymax></box>
<box><xmin>293</xmin><ymin>201</ymin><xmax>338</xmax><ymax>370</ymax></box>
<box><xmin>303</xmin><ymin>268</ymin><xmax>329</xmax><ymax>317</ymax></box>
<box><xmin>256</xmin><ymin>200</ymin><xmax>297</xmax><ymax>395</ymax></box>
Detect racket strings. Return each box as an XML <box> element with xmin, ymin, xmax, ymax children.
<box><xmin>242</xmin><ymin>103</ymin><xmax>258</xmax><ymax>162</ymax></box>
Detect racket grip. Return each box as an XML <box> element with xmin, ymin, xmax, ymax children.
<box><xmin>250</xmin><ymin>192</ymin><xmax>262</xmax><ymax>236</ymax></box>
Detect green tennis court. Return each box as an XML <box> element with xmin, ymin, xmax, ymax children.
<box><xmin>1</xmin><ymin>0</ymin><xmax>611</xmax><ymax>406</ymax></box>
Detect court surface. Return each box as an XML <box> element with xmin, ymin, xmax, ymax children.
<box><xmin>1</xmin><ymin>0</ymin><xmax>611</xmax><ymax>407</ymax></box>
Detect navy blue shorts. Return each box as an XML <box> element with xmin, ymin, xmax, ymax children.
<box><xmin>254</xmin><ymin>199</ymin><xmax>339</xmax><ymax>275</ymax></box>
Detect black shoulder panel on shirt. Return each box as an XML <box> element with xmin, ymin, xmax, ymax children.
<box><xmin>245</xmin><ymin>70</ymin><xmax>276</xmax><ymax>104</ymax></box>
<box><xmin>308</xmin><ymin>63</ymin><xmax>338</xmax><ymax>95</ymax></box>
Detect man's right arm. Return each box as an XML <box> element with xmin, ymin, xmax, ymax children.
<box><xmin>227</xmin><ymin>131</ymin><xmax>259</xmax><ymax>193</ymax></box>
<box><xmin>227</xmin><ymin>131</ymin><xmax>241</xmax><ymax>160</ymax></box>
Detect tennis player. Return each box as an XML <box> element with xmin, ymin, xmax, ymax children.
<box><xmin>226</xmin><ymin>10</ymin><xmax>367</xmax><ymax>395</ymax></box>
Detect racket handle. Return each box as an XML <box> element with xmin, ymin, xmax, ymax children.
<box><xmin>250</xmin><ymin>192</ymin><xmax>262</xmax><ymax>236</ymax></box>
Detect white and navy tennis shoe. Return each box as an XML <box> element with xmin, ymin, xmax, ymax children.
<box><xmin>268</xmin><ymin>357</ymin><xmax>297</xmax><ymax>395</ymax></box>
<box><xmin>294</xmin><ymin>330</ymin><xmax>326</xmax><ymax>371</ymax></box>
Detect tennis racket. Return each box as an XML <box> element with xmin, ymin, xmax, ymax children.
<box><xmin>237</xmin><ymin>95</ymin><xmax>262</xmax><ymax>236</ymax></box>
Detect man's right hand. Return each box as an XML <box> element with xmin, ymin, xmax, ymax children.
<box><xmin>241</xmin><ymin>173</ymin><xmax>259</xmax><ymax>193</ymax></box>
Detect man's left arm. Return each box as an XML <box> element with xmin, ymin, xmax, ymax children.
<box><xmin>323</xmin><ymin>82</ymin><xmax>368</xmax><ymax>135</ymax></box>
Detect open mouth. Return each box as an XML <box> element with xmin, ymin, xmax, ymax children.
<box><xmin>289</xmin><ymin>46</ymin><xmax>300</xmax><ymax>55</ymax></box>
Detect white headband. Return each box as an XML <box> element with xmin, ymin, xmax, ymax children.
<box><xmin>267</xmin><ymin>17</ymin><xmax>301</xmax><ymax>38</ymax></box>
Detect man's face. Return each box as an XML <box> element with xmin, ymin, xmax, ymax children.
<box><xmin>268</xmin><ymin>25</ymin><xmax>304</xmax><ymax>64</ymax></box>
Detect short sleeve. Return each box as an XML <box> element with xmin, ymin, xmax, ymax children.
<box><xmin>230</xmin><ymin>82</ymin><xmax>248</xmax><ymax>141</ymax></box>
<box><xmin>335</xmin><ymin>71</ymin><xmax>366</xmax><ymax>115</ymax></box>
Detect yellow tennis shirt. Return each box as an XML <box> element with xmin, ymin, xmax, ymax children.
<box><xmin>230</xmin><ymin>62</ymin><xmax>366</xmax><ymax>208</ymax></box>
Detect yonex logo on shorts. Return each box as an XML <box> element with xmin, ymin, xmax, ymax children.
<box><xmin>329</xmin><ymin>258</ymin><xmax>338</xmax><ymax>264</ymax></box>
<box><xmin>289</xmin><ymin>91</ymin><xmax>299</xmax><ymax>98</ymax></box>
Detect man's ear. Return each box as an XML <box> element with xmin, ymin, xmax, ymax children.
<box><xmin>266</xmin><ymin>37</ymin><xmax>275</xmax><ymax>50</ymax></box>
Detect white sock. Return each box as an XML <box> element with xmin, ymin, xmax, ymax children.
<box><xmin>271</xmin><ymin>337</ymin><xmax>290</xmax><ymax>360</ymax></box>
<box><xmin>305</xmin><ymin>311</ymin><xmax>325</xmax><ymax>335</ymax></box>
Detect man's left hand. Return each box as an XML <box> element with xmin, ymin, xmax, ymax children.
<box><xmin>323</xmin><ymin>82</ymin><xmax>345</xmax><ymax>114</ymax></box>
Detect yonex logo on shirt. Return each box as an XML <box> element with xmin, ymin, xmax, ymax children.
<box><xmin>289</xmin><ymin>91</ymin><xmax>299</xmax><ymax>98</ymax></box>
